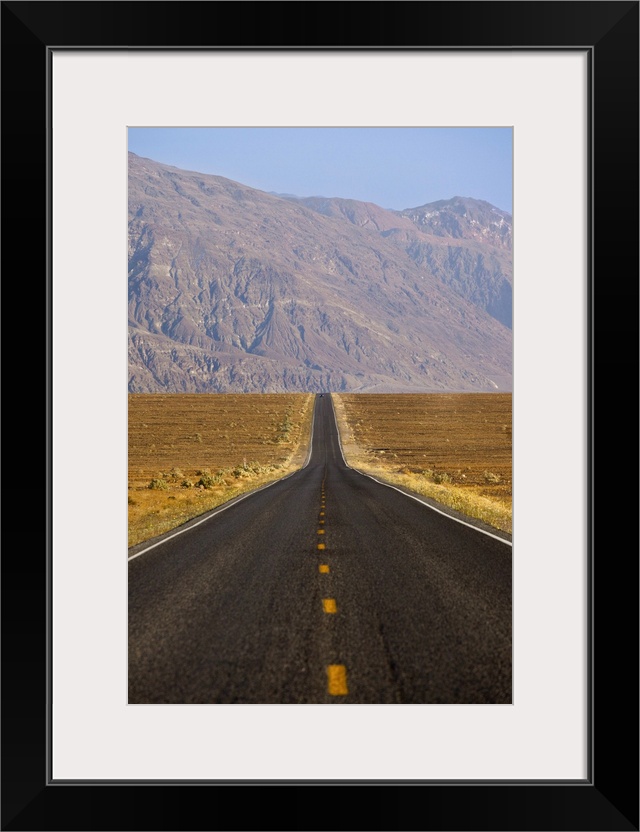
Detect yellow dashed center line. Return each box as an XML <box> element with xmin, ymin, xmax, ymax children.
<box><xmin>327</xmin><ymin>665</ymin><xmax>348</xmax><ymax>695</ymax></box>
<box><xmin>317</xmin><ymin>481</ymin><xmax>346</xmax><ymax>694</ymax></box>
<box><xmin>316</xmin><ymin>483</ymin><xmax>344</xmax><ymax>692</ymax></box>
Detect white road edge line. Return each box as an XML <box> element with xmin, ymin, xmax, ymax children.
<box><xmin>303</xmin><ymin>396</ymin><xmax>316</xmax><ymax>467</ymax></box>
<box><xmin>329</xmin><ymin>394</ymin><xmax>512</xmax><ymax>548</ymax></box>
<box><xmin>128</xmin><ymin>396</ymin><xmax>318</xmax><ymax>562</ymax></box>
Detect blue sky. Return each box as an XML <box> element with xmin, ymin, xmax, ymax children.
<box><xmin>128</xmin><ymin>127</ymin><xmax>512</xmax><ymax>213</ymax></box>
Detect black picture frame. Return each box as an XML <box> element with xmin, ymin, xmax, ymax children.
<box><xmin>3</xmin><ymin>2</ymin><xmax>638</xmax><ymax>830</ymax></box>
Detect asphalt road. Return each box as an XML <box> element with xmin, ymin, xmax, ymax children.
<box><xmin>129</xmin><ymin>394</ymin><xmax>512</xmax><ymax>704</ymax></box>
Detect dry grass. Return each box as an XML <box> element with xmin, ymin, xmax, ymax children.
<box><xmin>128</xmin><ymin>393</ymin><xmax>314</xmax><ymax>547</ymax></box>
<box><xmin>332</xmin><ymin>392</ymin><xmax>512</xmax><ymax>534</ymax></box>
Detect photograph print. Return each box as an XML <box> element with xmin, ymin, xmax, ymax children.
<box><xmin>127</xmin><ymin>127</ymin><xmax>513</xmax><ymax>705</ymax></box>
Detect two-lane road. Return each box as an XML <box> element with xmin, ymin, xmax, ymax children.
<box><xmin>129</xmin><ymin>394</ymin><xmax>511</xmax><ymax>703</ymax></box>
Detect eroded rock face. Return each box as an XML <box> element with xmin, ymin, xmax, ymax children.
<box><xmin>398</xmin><ymin>196</ymin><xmax>512</xmax><ymax>249</ymax></box>
<box><xmin>128</xmin><ymin>153</ymin><xmax>513</xmax><ymax>393</ymax></box>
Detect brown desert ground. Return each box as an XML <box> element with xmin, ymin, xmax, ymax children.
<box><xmin>332</xmin><ymin>393</ymin><xmax>512</xmax><ymax>534</ymax></box>
<box><xmin>128</xmin><ymin>393</ymin><xmax>314</xmax><ymax>547</ymax></box>
<box><xmin>128</xmin><ymin>392</ymin><xmax>511</xmax><ymax>548</ymax></box>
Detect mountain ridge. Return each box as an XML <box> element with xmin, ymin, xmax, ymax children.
<box><xmin>128</xmin><ymin>152</ymin><xmax>512</xmax><ymax>393</ymax></box>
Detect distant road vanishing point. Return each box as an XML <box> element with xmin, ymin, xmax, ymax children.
<box><xmin>128</xmin><ymin>395</ymin><xmax>512</xmax><ymax>704</ymax></box>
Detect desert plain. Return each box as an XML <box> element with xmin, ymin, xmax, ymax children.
<box><xmin>129</xmin><ymin>392</ymin><xmax>511</xmax><ymax>547</ymax></box>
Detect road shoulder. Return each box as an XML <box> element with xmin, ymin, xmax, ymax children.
<box><xmin>331</xmin><ymin>393</ymin><xmax>512</xmax><ymax>544</ymax></box>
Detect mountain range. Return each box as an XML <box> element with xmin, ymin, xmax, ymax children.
<box><xmin>128</xmin><ymin>152</ymin><xmax>512</xmax><ymax>393</ymax></box>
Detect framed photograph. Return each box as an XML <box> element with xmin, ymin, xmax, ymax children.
<box><xmin>4</xmin><ymin>2</ymin><xmax>637</xmax><ymax>829</ymax></box>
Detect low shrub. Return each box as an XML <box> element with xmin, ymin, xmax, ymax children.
<box><xmin>197</xmin><ymin>471</ymin><xmax>220</xmax><ymax>489</ymax></box>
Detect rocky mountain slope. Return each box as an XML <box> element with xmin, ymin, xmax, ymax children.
<box><xmin>285</xmin><ymin>194</ymin><xmax>513</xmax><ymax>329</ymax></box>
<box><xmin>128</xmin><ymin>153</ymin><xmax>513</xmax><ymax>393</ymax></box>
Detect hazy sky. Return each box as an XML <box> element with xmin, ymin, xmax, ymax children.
<box><xmin>128</xmin><ymin>127</ymin><xmax>512</xmax><ymax>213</ymax></box>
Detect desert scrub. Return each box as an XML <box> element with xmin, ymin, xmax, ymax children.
<box><xmin>196</xmin><ymin>470</ymin><xmax>222</xmax><ymax>489</ymax></box>
<box><xmin>276</xmin><ymin>414</ymin><xmax>294</xmax><ymax>443</ymax></box>
<box><xmin>128</xmin><ymin>392</ymin><xmax>315</xmax><ymax>547</ymax></box>
<box><xmin>363</xmin><ymin>465</ymin><xmax>511</xmax><ymax>534</ymax></box>
<box><xmin>148</xmin><ymin>477</ymin><xmax>168</xmax><ymax>490</ymax></box>
<box><xmin>332</xmin><ymin>392</ymin><xmax>511</xmax><ymax>536</ymax></box>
